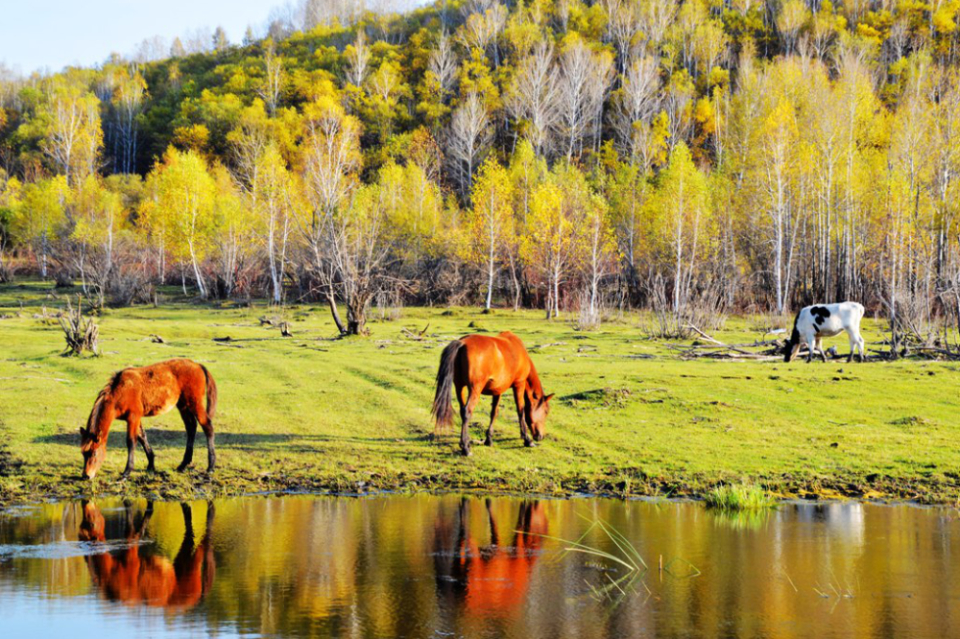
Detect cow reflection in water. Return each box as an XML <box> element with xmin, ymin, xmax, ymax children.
<box><xmin>78</xmin><ymin>501</ymin><xmax>215</xmax><ymax>610</ymax></box>
<box><xmin>434</xmin><ymin>498</ymin><xmax>548</xmax><ymax>616</ymax></box>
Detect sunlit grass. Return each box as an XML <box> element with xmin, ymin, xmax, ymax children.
<box><xmin>2</xmin><ymin>279</ymin><xmax>960</xmax><ymax>505</ymax></box>
<box><xmin>704</xmin><ymin>484</ymin><xmax>776</xmax><ymax>511</ymax></box>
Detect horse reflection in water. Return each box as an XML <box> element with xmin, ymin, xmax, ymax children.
<box><xmin>78</xmin><ymin>501</ymin><xmax>216</xmax><ymax>610</ymax></box>
<box><xmin>433</xmin><ymin>498</ymin><xmax>548</xmax><ymax>617</ymax></box>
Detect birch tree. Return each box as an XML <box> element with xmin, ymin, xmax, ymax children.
<box><xmin>506</xmin><ymin>42</ymin><xmax>560</xmax><ymax>157</ymax></box>
<box><xmin>300</xmin><ymin>96</ymin><xmax>362</xmax><ymax>333</ymax></box>
<box><xmin>466</xmin><ymin>158</ymin><xmax>514</xmax><ymax>310</ymax></box>
<box><xmin>557</xmin><ymin>39</ymin><xmax>614</xmax><ymax>159</ymax></box>
<box><xmin>150</xmin><ymin>148</ymin><xmax>217</xmax><ymax>298</ymax></box>
<box><xmin>447</xmin><ymin>92</ymin><xmax>492</xmax><ymax>197</ymax></box>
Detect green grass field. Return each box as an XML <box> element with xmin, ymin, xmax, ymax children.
<box><xmin>0</xmin><ymin>280</ymin><xmax>958</xmax><ymax>505</ymax></box>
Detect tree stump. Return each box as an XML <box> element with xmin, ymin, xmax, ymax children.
<box><xmin>58</xmin><ymin>296</ymin><xmax>99</xmax><ymax>357</ymax></box>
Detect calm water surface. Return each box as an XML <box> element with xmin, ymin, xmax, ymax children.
<box><xmin>0</xmin><ymin>494</ymin><xmax>958</xmax><ymax>638</ymax></box>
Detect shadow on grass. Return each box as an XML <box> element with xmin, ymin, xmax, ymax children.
<box><xmin>34</xmin><ymin>429</ymin><xmax>433</xmax><ymax>449</ymax></box>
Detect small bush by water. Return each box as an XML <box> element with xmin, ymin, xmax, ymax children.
<box><xmin>705</xmin><ymin>484</ymin><xmax>775</xmax><ymax>511</ymax></box>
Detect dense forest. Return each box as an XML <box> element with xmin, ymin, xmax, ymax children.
<box><xmin>1</xmin><ymin>0</ymin><xmax>960</xmax><ymax>337</ymax></box>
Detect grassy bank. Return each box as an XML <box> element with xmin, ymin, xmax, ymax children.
<box><xmin>0</xmin><ymin>281</ymin><xmax>958</xmax><ymax>506</ymax></box>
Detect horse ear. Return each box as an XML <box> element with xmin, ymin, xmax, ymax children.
<box><xmin>79</xmin><ymin>427</ymin><xmax>87</xmax><ymax>439</ymax></box>
<box><xmin>545</xmin><ymin>393</ymin><xmax>555</xmax><ymax>402</ymax></box>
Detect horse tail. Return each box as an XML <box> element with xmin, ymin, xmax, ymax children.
<box><xmin>432</xmin><ymin>340</ymin><xmax>463</xmax><ymax>432</ymax></box>
<box><xmin>200</xmin><ymin>364</ymin><xmax>218</xmax><ymax>420</ymax></box>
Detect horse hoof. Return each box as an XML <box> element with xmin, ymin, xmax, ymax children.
<box><xmin>483</xmin><ymin>438</ymin><xmax>493</xmax><ymax>447</ymax></box>
<box><xmin>119</xmin><ymin>472</ymin><xmax>131</xmax><ymax>480</ymax></box>
<box><xmin>176</xmin><ymin>464</ymin><xmax>189</xmax><ymax>473</ymax></box>
<box><xmin>460</xmin><ymin>448</ymin><xmax>471</xmax><ymax>457</ymax></box>
<box><xmin>524</xmin><ymin>441</ymin><xmax>537</xmax><ymax>448</ymax></box>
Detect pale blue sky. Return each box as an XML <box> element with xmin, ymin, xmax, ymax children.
<box><xmin>0</xmin><ymin>1</ymin><xmax>432</xmax><ymax>75</ymax></box>
<box><xmin>0</xmin><ymin>0</ymin><xmax>283</xmax><ymax>74</ymax></box>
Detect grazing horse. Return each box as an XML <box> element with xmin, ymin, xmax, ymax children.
<box><xmin>79</xmin><ymin>359</ymin><xmax>217</xmax><ymax>480</ymax></box>
<box><xmin>78</xmin><ymin>500</ymin><xmax>216</xmax><ymax>610</ymax></box>
<box><xmin>784</xmin><ymin>302</ymin><xmax>866</xmax><ymax>363</ymax></box>
<box><xmin>432</xmin><ymin>331</ymin><xmax>553</xmax><ymax>456</ymax></box>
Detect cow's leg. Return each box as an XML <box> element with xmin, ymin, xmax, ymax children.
<box><xmin>484</xmin><ymin>394</ymin><xmax>501</xmax><ymax>447</ymax></box>
<box><xmin>137</xmin><ymin>425</ymin><xmax>156</xmax><ymax>472</ymax></box>
<box><xmin>817</xmin><ymin>337</ymin><xmax>827</xmax><ymax>362</ymax></box>
<box><xmin>847</xmin><ymin>330</ymin><xmax>857</xmax><ymax>363</ymax></box>
<box><xmin>805</xmin><ymin>335</ymin><xmax>814</xmax><ymax>363</ymax></box>
<box><xmin>121</xmin><ymin>415</ymin><xmax>141</xmax><ymax>479</ymax></box>
<box><xmin>177</xmin><ymin>409</ymin><xmax>198</xmax><ymax>472</ymax></box>
<box><xmin>788</xmin><ymin>342</ymin><xmax>801</xmax><ymax>362</ymax></box>
<box><xmin>857</xmin><ymin>334</ymin><xmax>866</xmax><ymax>362</ymax></box>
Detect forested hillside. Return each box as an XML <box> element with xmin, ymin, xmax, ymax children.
<box><xmin>1</xmin><ymin>0</ymin><xmax>959</xmax><ymax>336</ymax></box>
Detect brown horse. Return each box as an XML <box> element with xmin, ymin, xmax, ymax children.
<box><xmin>78</xmin><ymin>500</ymin><xmax>216</xmax><ymax>610</ymax></box>
<box><xmin>432</xmin><ymin>331</ymin><xmax>553</xmax><ymax>456</ymax></box>
<box><xmin>79</xmin><ymin>358</ymin><xmax>217</xmax><ymax>480</ymax></box>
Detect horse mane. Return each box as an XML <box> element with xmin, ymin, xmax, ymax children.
<box><xmin>85</xmin><ymin>371</ymin><xmax>124</xmax><ymax>439</ymax></box>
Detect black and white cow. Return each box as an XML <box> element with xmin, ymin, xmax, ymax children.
<box><xmin>783</xmin><ymin>302</ymin><xmax>866</xmax><ymax>363</ymax></box>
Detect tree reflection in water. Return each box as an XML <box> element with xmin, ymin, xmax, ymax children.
<box><xmin>1</xmin><ymin>495</ymin><xmax>958</xmax><ymax>639</ymax></box>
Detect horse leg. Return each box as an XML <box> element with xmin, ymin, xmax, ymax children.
<box><xmin>177</xmin><ymin>409</ymin><xmax>198</xmax><ymax>472</ymax></box>
<box><xmin>514</xmin><ymin>386</ymin><xmax>534</xmax><ymax>447</ymax></box>
<box><xmin>174</xmin><ymin>503</ymin><xmax>196</xmax><ymax>573</ymax></box>
<box><xmin>137</xmin><ymin>425</ymin><xmax>156</xmax><ymax>473</ymax></box>
<box><xmin>199</xmin><ymin>413</ymin><xmax>216</xmax><ymax>473</ymax></box>
<box><xmin>460</xmin><ymin>387</ymin><xmax>480</xmax><ymax>456</ymax></box>
<box><xmin>120</xmin><ymin>415</ymin><xmax>141</xmax><ymax>479</ymax></box>
<box><xmin>485</xmin><ymin>498</ymin><xmax>499</xmax><ymax>546</ymax></box>
<box><xmin>484</xmin><ymin>394</ymin><xmax>501</xmax><ymax>447</ymax></box>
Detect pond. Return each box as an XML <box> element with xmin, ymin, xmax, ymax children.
<box><xmin>0</xmin><ymin>494</ymin><xmax>957</xmax><ymax>638</ymax></box>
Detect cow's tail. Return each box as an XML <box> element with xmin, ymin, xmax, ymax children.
<box><xmin>431</xmin><ymin>340</ymin><xmax>463</xmax><ymax>433</ymax></box>
<box><xmin>200</xmin><ymin>364</ymin><xmax>218</xmax><ymax>420</ymax></box>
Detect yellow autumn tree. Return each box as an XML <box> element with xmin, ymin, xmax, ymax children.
<box><xmin>522</xmin><ymin>165</ymin><xmax>591</xmax><ymax>318</ymax></box>
<box><xmin>465</xmin><ymin>158</ymin><xmax>515</xmax><ymax>310</ymax></box>
<box><xmin>655</xmin><ymin>141</ymin><xmax>711</xmax><ymax>314</ymax></box>
<box><xmin>146</xmin><ymin>148</ymin><xmax>218</xmax><ymax>298</ymax></box>
<box><xmin>71</xmin><ymin>175</ymin><xmax>126</xmax><ymax>302</ymax></box>
<box><xmin>14</xmin><ymin>176</ymin><xmax>68</xmax><ymax>278</ymax></box>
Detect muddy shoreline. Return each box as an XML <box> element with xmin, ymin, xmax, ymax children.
<box><xmin>2</xmin><ymin>461</ymin><xmax>957</xmax><ymax>507</ymax></box>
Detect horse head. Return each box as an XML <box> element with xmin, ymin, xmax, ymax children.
<box><xmin>78</xmin><ymin>501</ymin><xmax>106</xmax><ymax>542</ymax></box>
<box><xmin>529</xmin><ymin>393</ymin><xmax>554</xmax><ymax>441</ymax></box>
<box><xmin>79</xmin><ymin>427</ymin><xmax>106</xmax><ymax>480</ymax></box>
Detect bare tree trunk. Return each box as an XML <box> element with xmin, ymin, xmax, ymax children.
<box><xmin>346</xmin><ymin>292</ymin><xmax>369</xmax><ymax>335</ymax></box>
<box><xmin>188</xmin><ymin>241</ymin><xmax>207</xmax><ymax>298</ymax></box>
<box><xmin>327</xmin><ymin>281</ymin><xmax>347</xmax><ymax>335</ymax></box>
